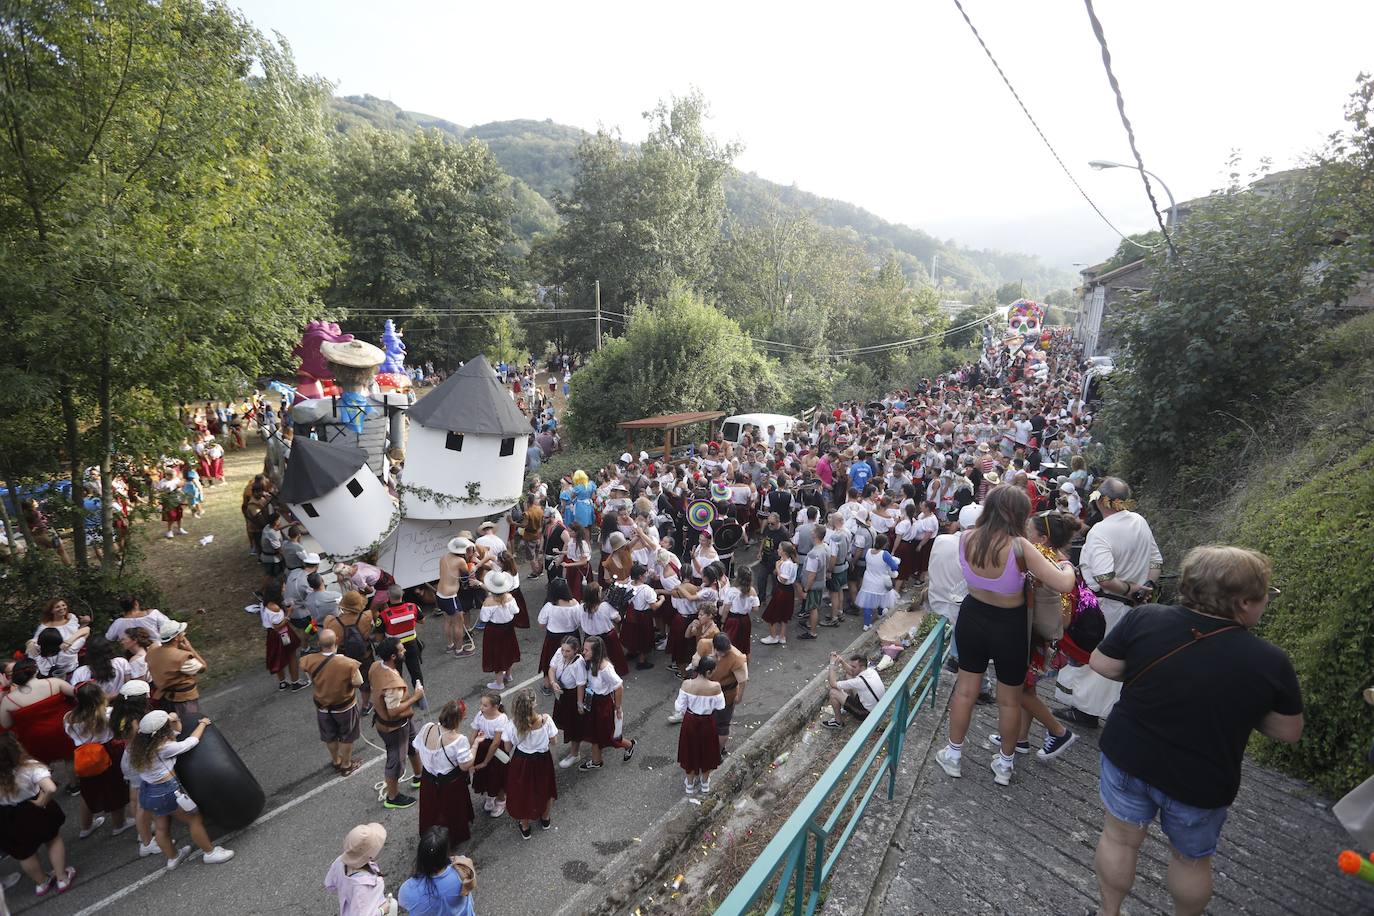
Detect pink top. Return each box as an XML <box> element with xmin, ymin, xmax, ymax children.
<box><xmin>958</xmin><ymin>534</ymin><xmax>1024</xmax><ymax>595</ymax></box>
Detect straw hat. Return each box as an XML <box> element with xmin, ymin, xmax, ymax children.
<box><xmin>482</xmin><ymin>570</ymin><xmax>516</xmax><ymax>595</ymax></box>
<box><xmin>158</xmin><ymin>620</ymin><xmax>188</xmax><ymax>643</ymax></box>
<box><xmin>447</xmin><ymin>537</ymin><xmax>474</xmax><ymax>554</ymax></box>
<box><xmin>320</xmin><ymin>340</ymin><xmax>385</xmax><ymax>370</ymax></box>
<box><xmin>607</xmin><ymin>531</ymin><xmax>628</xmax><ymax>551</ymax></box>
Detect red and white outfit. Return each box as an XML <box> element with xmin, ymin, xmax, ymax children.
<box><xmin>537</xmin><ymin>601</ymin><xmax>581</xmax><ymax>676</ymax></box>
<box><xmin>62</xmin><ymin>718</ymin><xmax>127</xmax><ymax>816</ymax></box>
<box><xmin>258</xmin><ymin>602</ymin><xmax>300</xmax><ymax>675</ymax></box>
<box><xmin>674</xmin><ymin>689</ymin><xmax>726</xmax><ymax>774</ymax></box>
<box><xmin>502</xmin><ymin>716</ymin><xmax>558</xmax><ymax>821</ymax></box>
<box><xmin>548</xmin><ymin>652</ymin><xmax>587</xmax><ymax>743</ymax></box>
<box><xmin>762</xmin><ymin>559</ymin><xmax>798</xmax><ymax>625</ymax></box>
<box><xmin>582</xmin><ymin>601</ymin><xmax>628</xmax><ymax>675</ymax></box>
<box><xmin>480</xmin><ymin>598</ymin><xmax>520</xmax><ymax>675</ymax></box>
<box><xmin>719</xmin><ymin>585</ymin><xmax>758</xmax><ymax>656</ymax></box>
<box><xmin>469</xmin><ymin>712</ymin><xmax>510</xmax><ymax>800</ymax></box>
<box><xmin>563</xmin><ymin>539</ymin><xmax>588</xmax><ymax>600</ymax></box>
<box><xmin>412</xmin><ymin>723</ymin><xmax>475</xmax><ymax>845</ymax></box>
<box><xmin>584</xmin><ymin>663</ymin><xmax>632</xmax><ymax>751</ymax></box>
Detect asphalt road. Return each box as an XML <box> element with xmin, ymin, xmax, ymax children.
<box><xmin>13</xmin><ymin>543</ymin><xmax>873</xmax><ymax>916</ymax></box>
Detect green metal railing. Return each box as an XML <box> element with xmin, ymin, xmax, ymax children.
<box><xmin>716</xmin><ymin>618</ymin><xmax>949</xmax><ymax>916</ymax></box>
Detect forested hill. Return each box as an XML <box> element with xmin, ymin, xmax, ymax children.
<box><xmin>328</xmin><ymin>94</ymin><xmax>1072</xmax><ymax>293</ymax></box>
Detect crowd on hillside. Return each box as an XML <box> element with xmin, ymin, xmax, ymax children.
<box><xmin>1</xmin><ymin>332</ymin><xmax>1303</xmax><ymax>916</ymax></box>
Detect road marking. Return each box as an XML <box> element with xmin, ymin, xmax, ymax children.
<box><xmin>72</xmin><ymin>754</ymin><xmax>385</xmax><ymax>916</ymax></box>
<box><xmin>500</xmin><ymin>672</ymin><xmax>543</xmax><ymax>698</ymax></box>
<box><xmin>201</xmin><ymin>684</ymin><xmax>242</xmax><ymax>701</ymax></box>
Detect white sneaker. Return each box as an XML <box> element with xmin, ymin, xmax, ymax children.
<box><xmin>138</xmin><ymin>841</ymin><xmax>160</xmax><ymax>858</ymax></box>
<box><xmin>684</xmin><ymin>777</ymin><xmax>697</xmax><ymax>795</ymax></box>
<box><xmin>79</xmin><ymin>815</ymin><xmax>107</xmax><ymax>838</ymax></box>
<box><xmin>935</xmin><ymin>747</ymin><xmax>962</xmax><ymax>778</ymax></box>
<box><xmin>489</xmin><ymin>799</ymin><xmax>506</xmax><ymax>818</ymax></box>
<box><xmin>166</xmin><ymin>845</ymin><xmax>191</xmax><ymax>870</ymax></box>
<box><xmin>558</xmin><ymin>754</ymin><xmax>579</xmax><ymax>769</ymax></box>
<box><xmin>164</xmin><ymin>531</ymin><xmax>175</xmax><ymax>539</ymax></box>
<box><xmin>759</xmin><ymin>636</ymin><xmax>778</xmax><ymax>645</ymax></box>
<box><xmin>990</xmin><ymin>755</ymin><xmax>1014</xmax><ymax>787</ymax></box>
<box><xmin>203</xmin><ymin>846</ymin><xmax>235</xmax><ymax>865</ymax></box>
<box><xmin>483</xmin><ymin>795</ymin><xmax>495</xmax><ymax>811</ymax></box>
<box><xmin>700</xmin><ymin>776</ymin><xmax>712</xmax><ymax>794</ymax></box>
<box><xmin>485</xmin><ymin>681</ymin><xmax>504</xmax><ymax>690</ymax></box>
<box><xmin>667</xmin><ymin>712</ymin><xmax>684</xmax><ymax>724</ymax></box>
<box><xmin>176</xmin><ymin>528</ymin><xmax>189</xmax><ymax>536</ymax></box>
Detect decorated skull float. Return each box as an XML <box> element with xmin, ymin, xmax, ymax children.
<box><xmin>1006</xmin><ymin>299</ymin><xmax>1046</xmax><ymax>351</ymax></box>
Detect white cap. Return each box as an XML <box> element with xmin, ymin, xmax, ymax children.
<box><xmin>639</xmin><ymin>451</ymin><xmax>649</xmax><ymax>461</ymax></box>
<box><xmin>118</xmin><ymin>679</ymin><xmax>151</xmax><ymax>698</ymax></box>
<box><xmin>958</xmin><ymin>504</ymin><xmax>983</xmax><ymax>530</ymax></box>
<box><xmin>302</xmin><ymin>552</ymin><xmax>322</xmax><ymax>565</ymax></box>
<box><xmin>138</xmin><ymin>710</ymin><xmax>171</xmax><ymax>735</ymax></box>
<box><xmin>620</xmin><ymin>452</ymin><xmax>633</xmax><ymax>464</ymax></box>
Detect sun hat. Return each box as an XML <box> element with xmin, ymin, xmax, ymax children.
<box><xmin>320</xmin><ymin>340</ymin><xmax>385</xmax><ymax>370</ymax></box>
<box><xmin>118</xmin><ymin>679</ymin><xmax>151</xmax><ymax>698</ymax></box>
<box><xmin>447</xmin><ymin>537</ymin><xmax>474</xmax><ymax>554</ymax></box>
<box><xmin>607</xmin><ymin>531</ymin><xmax>628</xmax><ymax>551</ymax></box>
<box><xmin>138</xmin><ymin>710</ymin><xmax>171</xmax><ymax>735</ymax></box>
<box><xmin>341</xmin><ymin>823</ymin><xmax>387</xmax><ymax>868</ymax></box>
<box><xmin>478</xmin><ymin>521</ymin><xmax>496</xmax><ymax>532</ymax></box>
<box><xmin>340</xmin><ymin>591</ymin><xmax>368</xmax><ymax>613</ymax></box>
<box><xmin>158</xmin><ymin>620</ymin><xmax>188</xmax><ymax>643</ymax></box>
<box><xmin>482</xmin><ymin>570</ymin><xmax>516</xmax><ymax>595</ymax></box>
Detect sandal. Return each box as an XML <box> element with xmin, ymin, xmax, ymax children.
<box><xmin>338</xmin><ymin>760</ymin><xmax>362</xmax><ymax>777</ymax></box>
<box><xmin>55</xmin><ymin>866</ymin><xmax>76</xmax><ymax>894</ymax></box>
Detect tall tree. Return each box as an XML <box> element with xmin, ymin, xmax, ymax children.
<box><xmin>328</xmin><ymin>127</ymin><xmax>521</xmax><ymax>368</ymax></box>
<box><xmin>541</xmin><ymin>90</ymin><xmax>739</xmax><ymax>345</ymax></box>
<box><xmin>0</xmin><ymin>0</ymin><xmax>339</xmax><ymax>569</ymax></box>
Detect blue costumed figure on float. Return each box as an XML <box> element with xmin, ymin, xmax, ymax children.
<box><xmin>561</xmin><ymin>470</ymin><xmax>597</xmax><ymax>528</ymax></box>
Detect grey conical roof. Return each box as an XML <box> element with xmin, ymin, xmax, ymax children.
<box><xmin>278</xmin><ymin>436</ymin><xmax>368</xmax><ymax>503</ymax></box>
<box><xmin>408</xmin><ymin>355</ymin><xmax>531</xmax><ymax>436</ymax></box>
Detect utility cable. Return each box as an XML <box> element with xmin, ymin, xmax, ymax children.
<box><xmin>1082</xmin><ymin>0</ymin><xmax>1179</xmax><ymax>258</ymax></box>
<box><xmin>949</xmin><ymin>0</ymin><xmax>1141</xmax><ymax>248</ymax></box>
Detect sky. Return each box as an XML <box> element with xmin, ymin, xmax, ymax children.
<box><xmin>229</xmin><ymin>0</ymin><xmax>1374</xmax><ymax>270</ymax></box>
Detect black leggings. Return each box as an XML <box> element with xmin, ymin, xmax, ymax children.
<box><xmin>953</xmin><ymin>595</ymin><xmax>1028</xmax><ymax>687</ymax></box>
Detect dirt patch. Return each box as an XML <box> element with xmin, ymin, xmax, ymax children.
<box><xmin>135</xmin><ymin>441</ymin><xmax>270</xmax><ymax>686</ymax></box>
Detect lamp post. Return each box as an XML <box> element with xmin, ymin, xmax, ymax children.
<box><xmin>1089</xmin><ymin>159</ymin><xmax>1179</xmax><ymax>235</ymax></box>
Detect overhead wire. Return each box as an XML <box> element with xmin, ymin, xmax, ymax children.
<box><xmin>948</xmin><ymin>0</ymin><xmax>1146</xmax><ymax>250</ymax></box>
<box><xmin>1081</xmin><ymin>0</ymin><xmax>1178</xmax><ymax>258</ymax></box>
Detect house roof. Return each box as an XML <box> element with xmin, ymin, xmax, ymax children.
<box><xmin>407</xmin><ymin>355</ymin><xmax>531</xmax><ymax>436</ymax></box>
<box><xmin>1085</xmin><ymin>258</ymin><xmax>1148</xmax><ymax>286</ymax></box>
<box><xmin>617</xmin><ymin>411</ymin><xmax>726</xmax><ymax>430</ymax></box>
<box><xmin>279</xmin><ymin>436</ymin><xmax>367</xmax><ymax>504</ymax></box>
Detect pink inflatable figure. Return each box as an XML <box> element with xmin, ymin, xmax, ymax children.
<box><xmin>293</xmin><ymin>320</ymin><xmax>354</xmax><ymax>400</ymax></box>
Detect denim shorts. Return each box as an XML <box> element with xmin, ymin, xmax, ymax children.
<box><xmin>1099</xmin><ymin>753</ymin><xmax>1229</xmax><ymax>858</ymax></box>
<box><xmin>139</xmin><ymin>777</ymin><xmax>185</xmax><ymax>817</ymax></box>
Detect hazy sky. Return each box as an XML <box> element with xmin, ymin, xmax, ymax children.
<box><xmin>230</xmin><ymin>0</ymin><xmax>1373</xmax><ymax>268</ymax></box>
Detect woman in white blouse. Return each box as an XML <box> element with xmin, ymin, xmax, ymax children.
<box><xmin>577</xmin><ymin>637</ymin><xmax>637</xmax><ymax>772</ymax></box>
<box><xmin>536</xmin><ymin>578</ymin><xmax>581</xmax><ymax>691</ymax></box>
<box><xmin>500</xmin><ymin>689</ymin><xmax>559</xmax><ymax>840</ymax></box>
<box><xmin>412</xmin><ymin>700</ymin><xmax>476</xmax><ymax>849</ymax></box>
<box><xmin>760</xmin><ymin>542</ymin><xmax>799</xmax><ymax>646</ymax></box>
<box><xmin>62</xmin><ymin>682</ymin><xmax>131</xmax><ymax>839</ymax></box>
<box><xmin>547</xmin><ymin>636</ymin><xmax>589</xmax><ymax>769</ymax></box>
<box><xmin>719</xmin><ymin>566</ymin><xmax>759</xmax><ymax>657</ymax></box>
<box><xmin>127</xmin><ymin>711</ymin><xmax>234</xmax><ymax>869</ymax></box>
<box><xmin>0</xmin><ymin>733</ymin><xmax>73</xmax><ymax>896</ymax></box>
<box><xmin>120</xmin><ymin>627</ymin><xmax>155</xmax><ymax>682</ymax></box>
<box><xmin>479</xmin><ymin>571</ymin><xmax>521</xmax><ymax>692</ymax></box>
<box><xmin>674</xmin><ymin>657</ymin><xmax>726</xmax><ymax>795</ymax></box>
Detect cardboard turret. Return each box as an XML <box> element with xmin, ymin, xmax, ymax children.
<box><xmin>279</xmin><ymin>437</ymin><xmax>396</xmax><ymax>558</ymax></box>
<box><xmin>402</xmin><ymin>356</ymin><xmax>529</xmax><ymax>519</ymax></box>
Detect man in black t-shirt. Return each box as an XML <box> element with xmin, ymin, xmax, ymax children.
<box><xmin>1088</xmin><ymin>545</ymin><xmax>1302</xmax><ymax>916</ymax></box>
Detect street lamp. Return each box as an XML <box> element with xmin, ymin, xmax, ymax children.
<box><xmin>1089</xmin><ymin>159</ymin><xmax>1179</xmax><ymax>233</ymax></box>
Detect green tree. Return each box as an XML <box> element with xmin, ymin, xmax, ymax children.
<box><xmin>565</xmin><ymin>286</ymin><xmax>780</xmax><ymax>443</ymax></box>
<box><xmin>327</xmin><ymin>127</ymin><xmax>520</xmax><ymax>368</ymax></box>
<box><xmin>1095</xmin><ymin>231</ymin><xmax>1161</xmax><ymax>275</ymax></box>
<box><xmin>944</xmin><ymin>305</ymin><xmax>988</xmax><ymax>349</ymax></box>
<box><xmin>0</xmin><ymin>0</ymin><xmax>339</xmax><ymax>569</ymax></box>
<box><xmin>994</xmin><ymin>281</ymin><xmax>1025</xmax><ymax>304</ymax></box>
<box><xmin>541</xmin><ymin>90</ymin><xmax>739</xmax><ymax>344</ymax></box>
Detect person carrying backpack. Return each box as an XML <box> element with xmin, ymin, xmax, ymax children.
<box><xmin>326</xmin><ymin>592</ymin><xmax>376</xmax><ymax>715</ymax></box>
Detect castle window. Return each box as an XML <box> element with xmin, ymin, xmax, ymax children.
<box><xmin>446</xmin><ymin>432</ymin><xmax>465</xmax><ymax>452</ymax></box>
<box><xmin>301</xmin><ymin>502</ymin><xmax>319</xmax><ymax>518</ymax></box>
<box><xmin>499</xmin><ymin>437</ymin><xmax>515</xmax><ymax>457</ymax></box>
<box><xmin>346</xmin><ymin>478</ymin><xmax>364</xmax><ymax>498</ymax></box>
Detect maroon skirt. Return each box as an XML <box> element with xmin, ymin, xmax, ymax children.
<box><xmin>762</xmin><ymin>579</ymin><xmax>795</xmax><ymax>624</ymax></box>
<box><xmin>418</xmin><ymin>769</ymin><xmax>475</xmax><ymax>845</ymax></box>
<box><xmin>505</xmin><ymin>748</ymin><xmax>557</xmax><ymax>821</ymax></box>
<box><xmin>512</xmin><ymin>588</ymin><xmax>531</xmax><ymax>629</ymax></box>
<box><xmin>666</xmin><ymin>613</ymin><xmax>694</xmax><ymax>667</ymax></box>
<box><xmin>587</xmin><ymin>694</ymin><xmax>626</xmax><ymax>749</ymax></box>
<box><xmin>565</xmin><ymin>565</ymin><xmax>585</xmax><ymax>600</ymax></box>
<box><xmin>0</xmin><ymin>797</ymin><xmax>65</xmax><ymax>861</ymax></box>
<box><xmin>895</xmin><ymin>539</ymin><xmax>920</xmax><ymax>578</ymax></box>
<box><xmin>81</xmin><ymin>740</ymin><xmax>129</xmax><ymax>815</ymax></box>
<box><xmin>552</xmin><ymin>687</ymin><xmax>585</xmax><ymax>742</ymax></box>
<box><xmin>599</xmin><ymin>628</ymin><xmax>630</xmax><ymax>676</ymax></box>
<box><xmin>265</xmin><ymin>624</ymin><xmax>300</xmax><ymax>675</ymax></box>
<box><xmin>677</xmin><ymin>711</ymin><xmax>722</xmax><ymax>773</ymax></box>
<box><xmin>482</xmin><ymin>620</ymin><xmax>520</xmax><ymax>674</ymax></box>
<box><xmin>470</xmin><ymin>738</ymin><xmax>507</xmax><ymax>796</ymax></box>
<box><xmin>914</xmin><ymin>538</ymin><xmax>935</xmax><ymax>575</ymax></box>
<box><xmin>619</xmin><ymin>609</ymin><xmax>655</xmax><ymax>658</ymax></box>
<box><xmin>539</xmin><ymin>631</ymin><xmax>577</xmax><ymax>678</ymax></box>
<box><xmin>722</xmin><ymin>614</ymin><xmax>752</xmax><ymax>656</ymax></box>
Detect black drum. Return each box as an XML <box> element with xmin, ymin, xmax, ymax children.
<box><xmin>174</xmin><ymin>724</ymin><xmax>265</xmax><ymax>830</ymax></box>
<box><xmin>713</xmin><ymin>520</ymin><xmax>743</xmax><ymax>554</ymax></box>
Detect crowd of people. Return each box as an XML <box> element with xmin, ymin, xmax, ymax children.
<box><xmin>0</xmin><ymin>337</ymin><xmax>1306</xmax><ymax>916</ymax></box>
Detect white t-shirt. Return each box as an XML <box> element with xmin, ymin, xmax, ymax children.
<box><xmin>585</xmin><ymin>662</ymin><xmax>623</xmax><ymax>696</ymax></box>
<box><xmin>926</xmin><ymin>533</ymin><xmax>967</xmax><ymax>621</ymax></box>
<box><xmin>538</xmin><ymin>601</ymin><xmax>580</xmax><ymax>634</ymax></box>
<box><xmin>0</xmin><ymin>762</ymin><xmax>51</xmax><ymax>805</ymax></box>
<box><xmin>775</xmin><ymin>559</ymin><xmax>798</xmax><ymax>586</ymax></box>
<box><xmin>135</xmin><ymin>736</ymin><xmax>200</xmax><ymax>783</ymax></box>
<box><xmin>549</xmin><ymin>652</ymin><xmax>587</xmax><ymax>689</ymax></box>
<box><xmin>470</xmin><ymin>712</ymin><xmax>511</xmax><ymax>743</ymax></box>
<box><xmin>1080</xmin><ymin>511</ymin><xmax>1163</xmax><ymax>606</ymax></box>
<box><xmin>581</xmin><ymin>601</ymin><xmax>620</xmax><ymax>636</ymax></box>
<box><xmin>839</xmin><ymin>668</ymin><xmax>886</xmax><ymax>712</ymax></box>
<box><xmin>71</xmin><ymin>657</ymin><xmax>132</xmax><ymax>696</ymax></box>
<box><xmin>105</xmin><ymin>610</ymin><xmax>171</xmax><ymax>643</ymax></box>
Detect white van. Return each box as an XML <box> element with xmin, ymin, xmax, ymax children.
<box><xmin>719</xmin><ymin>413</ymin><xmax>803</xmax><ymax>447</ymax></box>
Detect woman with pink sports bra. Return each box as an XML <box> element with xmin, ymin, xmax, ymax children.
<box><xmin>935</xmin><ymin>485</ymin><xmax>1076</xmax><ymax>787</ymax></box>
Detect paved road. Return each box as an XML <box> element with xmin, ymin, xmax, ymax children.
<box><xmin>13</xmin><ymin>543</ymin><xmax>871</xmax><ymax>916</ymax></box>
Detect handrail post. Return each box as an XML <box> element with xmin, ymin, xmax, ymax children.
<box><xmin>931</xmin><ymin>617</ymin><xmax>947</xmax><ymax>709</ymax></box>
<box><xmin>792</xmin><ymin>836</ymin><xmax>806</xmax><ymax>916</ymax></box>
<box><xmin>888</xmin><ymin>685</ymin><xmax>909</xmax><ymax>799</ymax></box>
<box><xmin>811</xmin><ymin>830</ymin><xmax>827</xmax><ymax>913</ymax></box>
